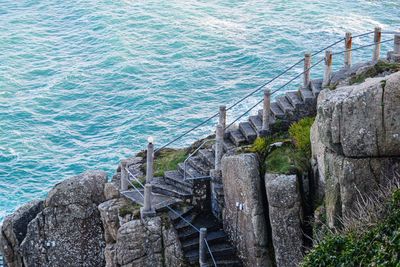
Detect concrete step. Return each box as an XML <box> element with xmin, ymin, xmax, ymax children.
<box><xmin>310</xmin><ymin>79</ymin><xmax>323</xmax><ymax>96</ymax></box>
<box><xmin>223</xmin><ymin>138</ymin><xmax>236</xmax><ymax>152</ymax></box>
<box><xmin>276</xmin><ymin>95</ymin><xmax>295</xmax><ymax>114</ymax></box>
<box><xmin>285</xmin><ymin>90</ymin><xmax>304</xmax><ymax>108</ymax></box>
<box><xmin>175</xmin><ymin>212</ymin><xmax>198</xmax><ymax>230</ymax></box>
<box><xmin>205</xmin><ymin>259</ymin><xmax>243</xmax><ymax>267</ymax></box>
<box><xmin>229</xmin><ymin>129</ymin><xmax>247</xmax><ymax>147</ymax></box>
<box><xmin>182</xmin><ymin>230</ymin><xmax>228</xmax><ymax>252</ymax></box>
<box><xmin>197</xmin><ymin>149</ymin><xmax>215</xmax><ymax>169</ymax></box>
<box><xmin>178</xmin><ymin>162</ymin><xmax>203</xmax><ymax>179</ymax></box>
<box><xmin>187</xmin><ymin>156</ymin><xmax>210</xmax><ymax>176</ymax></box>
<box><xmin>186</xmin><ymin>243</ymin><xmax>236</xmax><ymax>264</ymax></box>
<box><xmin>151</xmin><ymin>177</ymin><xmax>192</xmax><ymax>199</ymax></box>
<box><xmin>248</xmin><ymin>115</ymin><xmax>262</xmax><ymax>133</ymax></box>
<box><xmin>164</xmin><ymin>170</ymin><xmax>193</xmax><ymax>190</ymax></box>
<box><xmin>270</xmin><ymin>102</ymin><xmax>285</xmax><ymax>119</ymax></box>
<box><xmin>239</xmin><ymin>122</ymin><xmax>257</xmax><ymax>143</ymax></box>
<box><xmin>177</xmin><ymin>222</ymin><xmax>221</xmax><ymax>242</ymax></box>
<box><xmin>169</xmin><ymin>206</ymin><xmax>195</xmax><ymax>224</ymax></box>
<box><xmin>300</xmin><ymin>87</ymin><xmax>315</xmax><ymax>103</ymax></box>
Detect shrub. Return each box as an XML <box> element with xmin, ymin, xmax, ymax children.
<box><xmin>302</xmin><ymin>176</ymin><xmax>400</xmax><ymax>266</ymax></box>
<box><xmin>265</xmin><ymin>144</ymin><xmax>310</xmax><ymax>175</ymax></box>
<box><xmin>349</xmin><ymin>60</ymin><xmax>400</xmax><ymax>85</ymax></box>
<box><xmin>288</xmin><ymin>117</ymin><xmax>315</xmax><ymax>157</ymax></box>
<box><xmin>119</xmin><ymin>203</ymin><xmax>141</xmax><ymax>218</ymax></box>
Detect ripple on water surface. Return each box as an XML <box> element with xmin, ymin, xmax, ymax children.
<box><xmin>0</xmin><ymin>0</ymin><xmax>399</xmax><ymax>221</ymax></box>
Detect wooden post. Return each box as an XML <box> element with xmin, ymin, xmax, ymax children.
<box><xmin>146</xmin><ymin>137</ymin><xmax>154</xmax><ymax>183</ymax></box>
<box><xmin>120</xmin><ymin>159</ymin><xmax>128</xmax><ymax>191</ymax></box>
<box><xmin>261</xmin><ymin>89</ymin><xmax>270</xmax><ymax>135</ymax></box>
<box><xmin>219</xmin><ymin>105</ymin><xmax>226</xmax><ymax>130</ymax></box>
<box><xmin>372</xmin><ymin>27</ymin><xmax>382</xmax><ymax>63</ymax></box>
<box><xmin>199</xmin><ymin>228</ymin><xmax>207</xmax><ymax>266</ymax></box>
<box><xmin>303</xmin><ymin>53</ymin><xmax>311</xmax><ymax>88</ymax></box>
<box><xmin>344</xmin><ymin>32</ymin><xmax>352</xmax><ymax>68</ymax></box>
<box><xmin>214</xmin><ymin>124</ymin><xmax>224</xmax><ymax>172</ymax></box>
<box><xmin>322</xmin><ymin>50</ymin><xmax>333</xmax><ymax>87</ymax></box>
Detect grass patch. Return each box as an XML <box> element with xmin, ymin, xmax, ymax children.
<box><xmin>302</xmin><ymin>188</ymin><xmax>400</xmax><ymax>267</ymax></box>
<box><xmin>153</xmin><ymin>148</ymin><xmax>187</xmax><ymax>177</ymax></box>
<box><xmin>349</xmin><ymin>60</ymin><xmax>400</xmax><ymax>85</ymax></box>
<box><xmin>119</xmin><ymin>202</ymin><xmax>141</xmax><ymax>218</ymax></box>
<box><xmin>288</xmin><ymin>117</ymin><xmax>315</xmax><ymax>158</ymax></box>
<box><xmin>265</xmin><ymin>144</ymin><xmax>309</xmax><ymax>175</ymax></box>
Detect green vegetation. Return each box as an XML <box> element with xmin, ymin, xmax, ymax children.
<box><xmin>153</xmin><ymin>148</ymin><xmax>187</xmax><ymax>177</ymax></box>
<box><xmin>249</xmin><ymin>117</ymin><xmax>315</xmax><ymax>175</ymax></box>
<box><xmin>119</xmin><ymin>202</ymin><xmax>141</xmax><ymax>218</ymax></box>
<box><xmin>349</xmin><ymin>60</ymin><xmax>400</xmax><ymax>85</ymax></box>
<box><xmin>302</xmin><ymin>189</ymin><xmax>400</xmax><ymax>267</ymax></box>
<box><xmin>288</xmin><ymin>117</ymin><xmax>315</xmax><ymax>157</ymax></box>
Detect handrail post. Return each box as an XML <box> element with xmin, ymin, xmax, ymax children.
<box><xmin>219</xmin><ymin>105</ymin><xmax>226</xmax><ymax>130</ymax></box>
<box><xmin>344</xmin><ymin>32</ymin><xmax>352</xmax><ymax>68</ymax></box>
<box><xmin>120</xmin><ymin>159</ymin><xmax>128</xmax><ymax>191</ymax></box>
<box><xmin>372</xmin><ymin>27</ymin><xmax>382</xmax><ymax>63</ymax></box>
<box><xmin>146</xmin><ymin>137</ymin><xmax>154</xmax><ymax>184</ymax></box>
<box><xmin>199</xmin><ymin>228</ymin><xmax>207</xmax><ymax>266</ymax></box>
<box><xmin>322</xmin><ymin>50</ymin><xmax>333</xmax><ymax>87</ymax></box>
<box><xmin>141</xmin><ymin>184</ymin><xmax>156</xmax><ymax>220</ymax></box>
<box><xmin>215</xmin><ymin>124</ymin><xmax>224</xmax><ymax>172</ymax></box>
<box><xmin>394</xmin><ymin>34</ymin><xmax>400</xmax><ymax>54</ymax></box>
<box><xmin>303</xmin><ymin>53</ymin><xmax>311</xmax><ymax>88</ymax></box>
<box><xmin>261</xmin><ymin>89</ymin><xmax>271</xmax><ymax>135</ymax></box>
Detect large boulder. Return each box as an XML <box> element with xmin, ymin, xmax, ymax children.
<box><xmin>221</xmin><ymin>153</ymin><xmax>271</xmax><ymax>267</ymax></box>
<box><xmin>310</xmin><ymin>121</ymin><xmax>326</xmax><ymax>203</ymax></box>
<box><xmin>316</xmin><ymin>71</ymin><xmax>400</xmax><ymax>157</ymax></box>
<box><xmin>0</xmin><ymin>200</ymin><xmax>44</xmax><ymax>267</ymax></box>
<box><xmin>324</xmin><ymin>151</ymin><xmax>400</xmax><ymax>227</ymax></box>
<box><xmin>19</xmin><ymin>170</ymin><xmax>107</xmax><ymax>267</ymax></box>
<box><xmin>115</xmin><ymin>218</ymin><xmax>163</xmax><ymax>267</ymax></box>
<box><xmin>265</xmin><ymin>174</ymin><xmax>303</xmax><ymax>267</ymax></box>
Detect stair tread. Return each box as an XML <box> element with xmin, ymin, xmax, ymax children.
<box><xmin>168</xmin><ymin>206</ymin><xmax>195</xmax><ymax>222</ymax></box>
<box><xmin>249</xmin><ymin>115</ymin><xmax>262</xmax><ymax>132</ymax></box>
<box><xmin>182</xmin><ymin>230</ymin><xmax>227</xmax><ymax>248</ymax></box>
<box><xmin>229</xmin><ymin>129</ymin><xmax>247</xmax><ymax>146</ymax></box>
<box><xmin>270</xmin><ymin>102</ymin><xmax>285</xmax><ymax>118</ymax></box>
<box><xmin>164</xmin><ymin>170</ymin><xmax>193</xmax><ymax>187</ymax></box>
<box><xmin>285</xmin><ymin>90</ymin><xmax>303</xmax><ymax>107</ymax></box>
<box><xmin>223</xmin><ymin>138</ymin><xmax>236</xmax><ymax>151</ymax></box>
<box><xmin>175</xmin><ymin>212</ymin><xmax>198</xmax><ymax>229</ymax></box>
<box><xmin>178</xmin><ymin>162</ymin><xmax>204</xmax><ymax>179</ymax></box>
<box><xmin>300</xmin><ymin>87</ymin><xmax>314</xmax><ymax>101</ymax></box>
<box><xmin>197</xmin><ymin>149</ymin><xmax>215</xmax><ymax>168</ymax></box>
<box><xmin>277</xmin><ymin>95</ymin><xmax>295</xmax><ymax>112</ymax></box>
<box><xmin>186</xmin><ymin>243</ymin><xmax>235</xmax><ymax>259</ymax></box>
<box><xmin>151</xmin><ymin>177</ymin><xmax>192</xmax><ymax>197</ymax></box>
<box><xmin>239</xmin><ymin>122</ymin><xmax>257</xmax><ymax>143</ymax></box>
<box><xmin>188</xmin><ymin>155</ymin><xmax>210</xmax><ymax>176</ymax></box>
<box><xmin>310</xmin><ymin>78</ymin><xmax>323</xmax><ymax>95</ymax></box>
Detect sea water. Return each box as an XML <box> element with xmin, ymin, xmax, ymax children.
<box><xmin>0</xmin><ymin>0</ymin><xmax>399</xmax><ymax>221</ymax></box>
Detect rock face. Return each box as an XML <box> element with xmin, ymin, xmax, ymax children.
<box><xmin>324</xmin><ymin>151</ymin><xmax>400</xmax><ymax>227</ymax></box>
<box><xmin>265</xmin><ymin>174</ymin><xmax>303</xmax><ymax>267</ymax></box>
<box><xmin>19</xmin><ymin>170</ymin><xmax>107</xmax><ymax>267</ymax></box>
<box><xmin>221</xmin><ymin>153</ymin><xmax>271</xmax><ymax>267</ymax></box>
<box><xmin>316</xmin><ymin>71</ymin><xmax>400</xmax><ymax>157</ymax></box>
<box><xmin>0</xmin><ymin>200</ymin><xmax>44</xmax><ymax>267</ymax></box>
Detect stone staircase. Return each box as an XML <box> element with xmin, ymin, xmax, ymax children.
<box><xmin>169</xmin><ymin>206</ymin><xmax>242</xmax><ymax>267</ymax></box>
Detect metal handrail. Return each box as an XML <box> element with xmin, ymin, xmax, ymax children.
<box><xmin>183</xmin><ymin>139</ymin><xmax>214</xmax><ymax>180</ymax></box>
<box><xmin>153</xmin><ymin>30</ymin><xmax>384</xmax><ymax>153</ymax></box>
<box><xmin>126</xmin><ymin>168</ymin><xmax>145</xmax><ymax>188</ymax></box>
<box><xmin>205</xmin><ymin>239</ymin><xmax>217</xmax><ymax>267</ymax></box>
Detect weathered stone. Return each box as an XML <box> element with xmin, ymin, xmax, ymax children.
<box><xmin>221</xmin><ymin>153</ymin><xmax>271</xmax><ymax>267</ymax></box>
<box><xmin>104</xmin><ymin>182</ymin><xmax>120</xmax><ymax>200</ymax></box>
<box><xmin>99</xmin><ymin>198</ymin><xmax>131</xmax><ymax>243</ymax></box>
<box><xmin>19</xmin><ymin>170</ymin><xmax>107</xmax><ymax>267</ymax></box>
<box><xmin>0</xmin><ymin>200</ymin><xmax>44</xmax><ymax>267</ymax></box>
<box><xmin>116</xmin><ymin>218</ymin><xmax>163</xmax><ymax>267</ymax></box>
<box><xmin>162</xmin><ymin>220</ymin><xmax>186</xmax><ymax>267</ymax></box>
<box><xmin>105</xmin><ymin>244</ymin><xmax>117</xmax><ymax>267</ymax></box>
<box><xmin>316</xmin><ymin>71</ymin><xmax>400</xmax><ymax>157</ymax></box>
<box><xmin>310</xmin><ymin>121</ymin><xmax>326</xmax><ymax>204</ymax></box>
<box><xmin>265</xmin><ymin>174</ymin><xmax>303</xmax><ymax>267</ymax></box>
<box><xmin>324</xmin><ymin>151</ymin><xmax>400</xmax><ymax>228</ymax></box>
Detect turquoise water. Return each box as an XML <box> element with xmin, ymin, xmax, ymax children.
<box><xmin>0</xmin><ymin>0</ymin><xmax>399</xmax><ymax>221</ymax></box>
